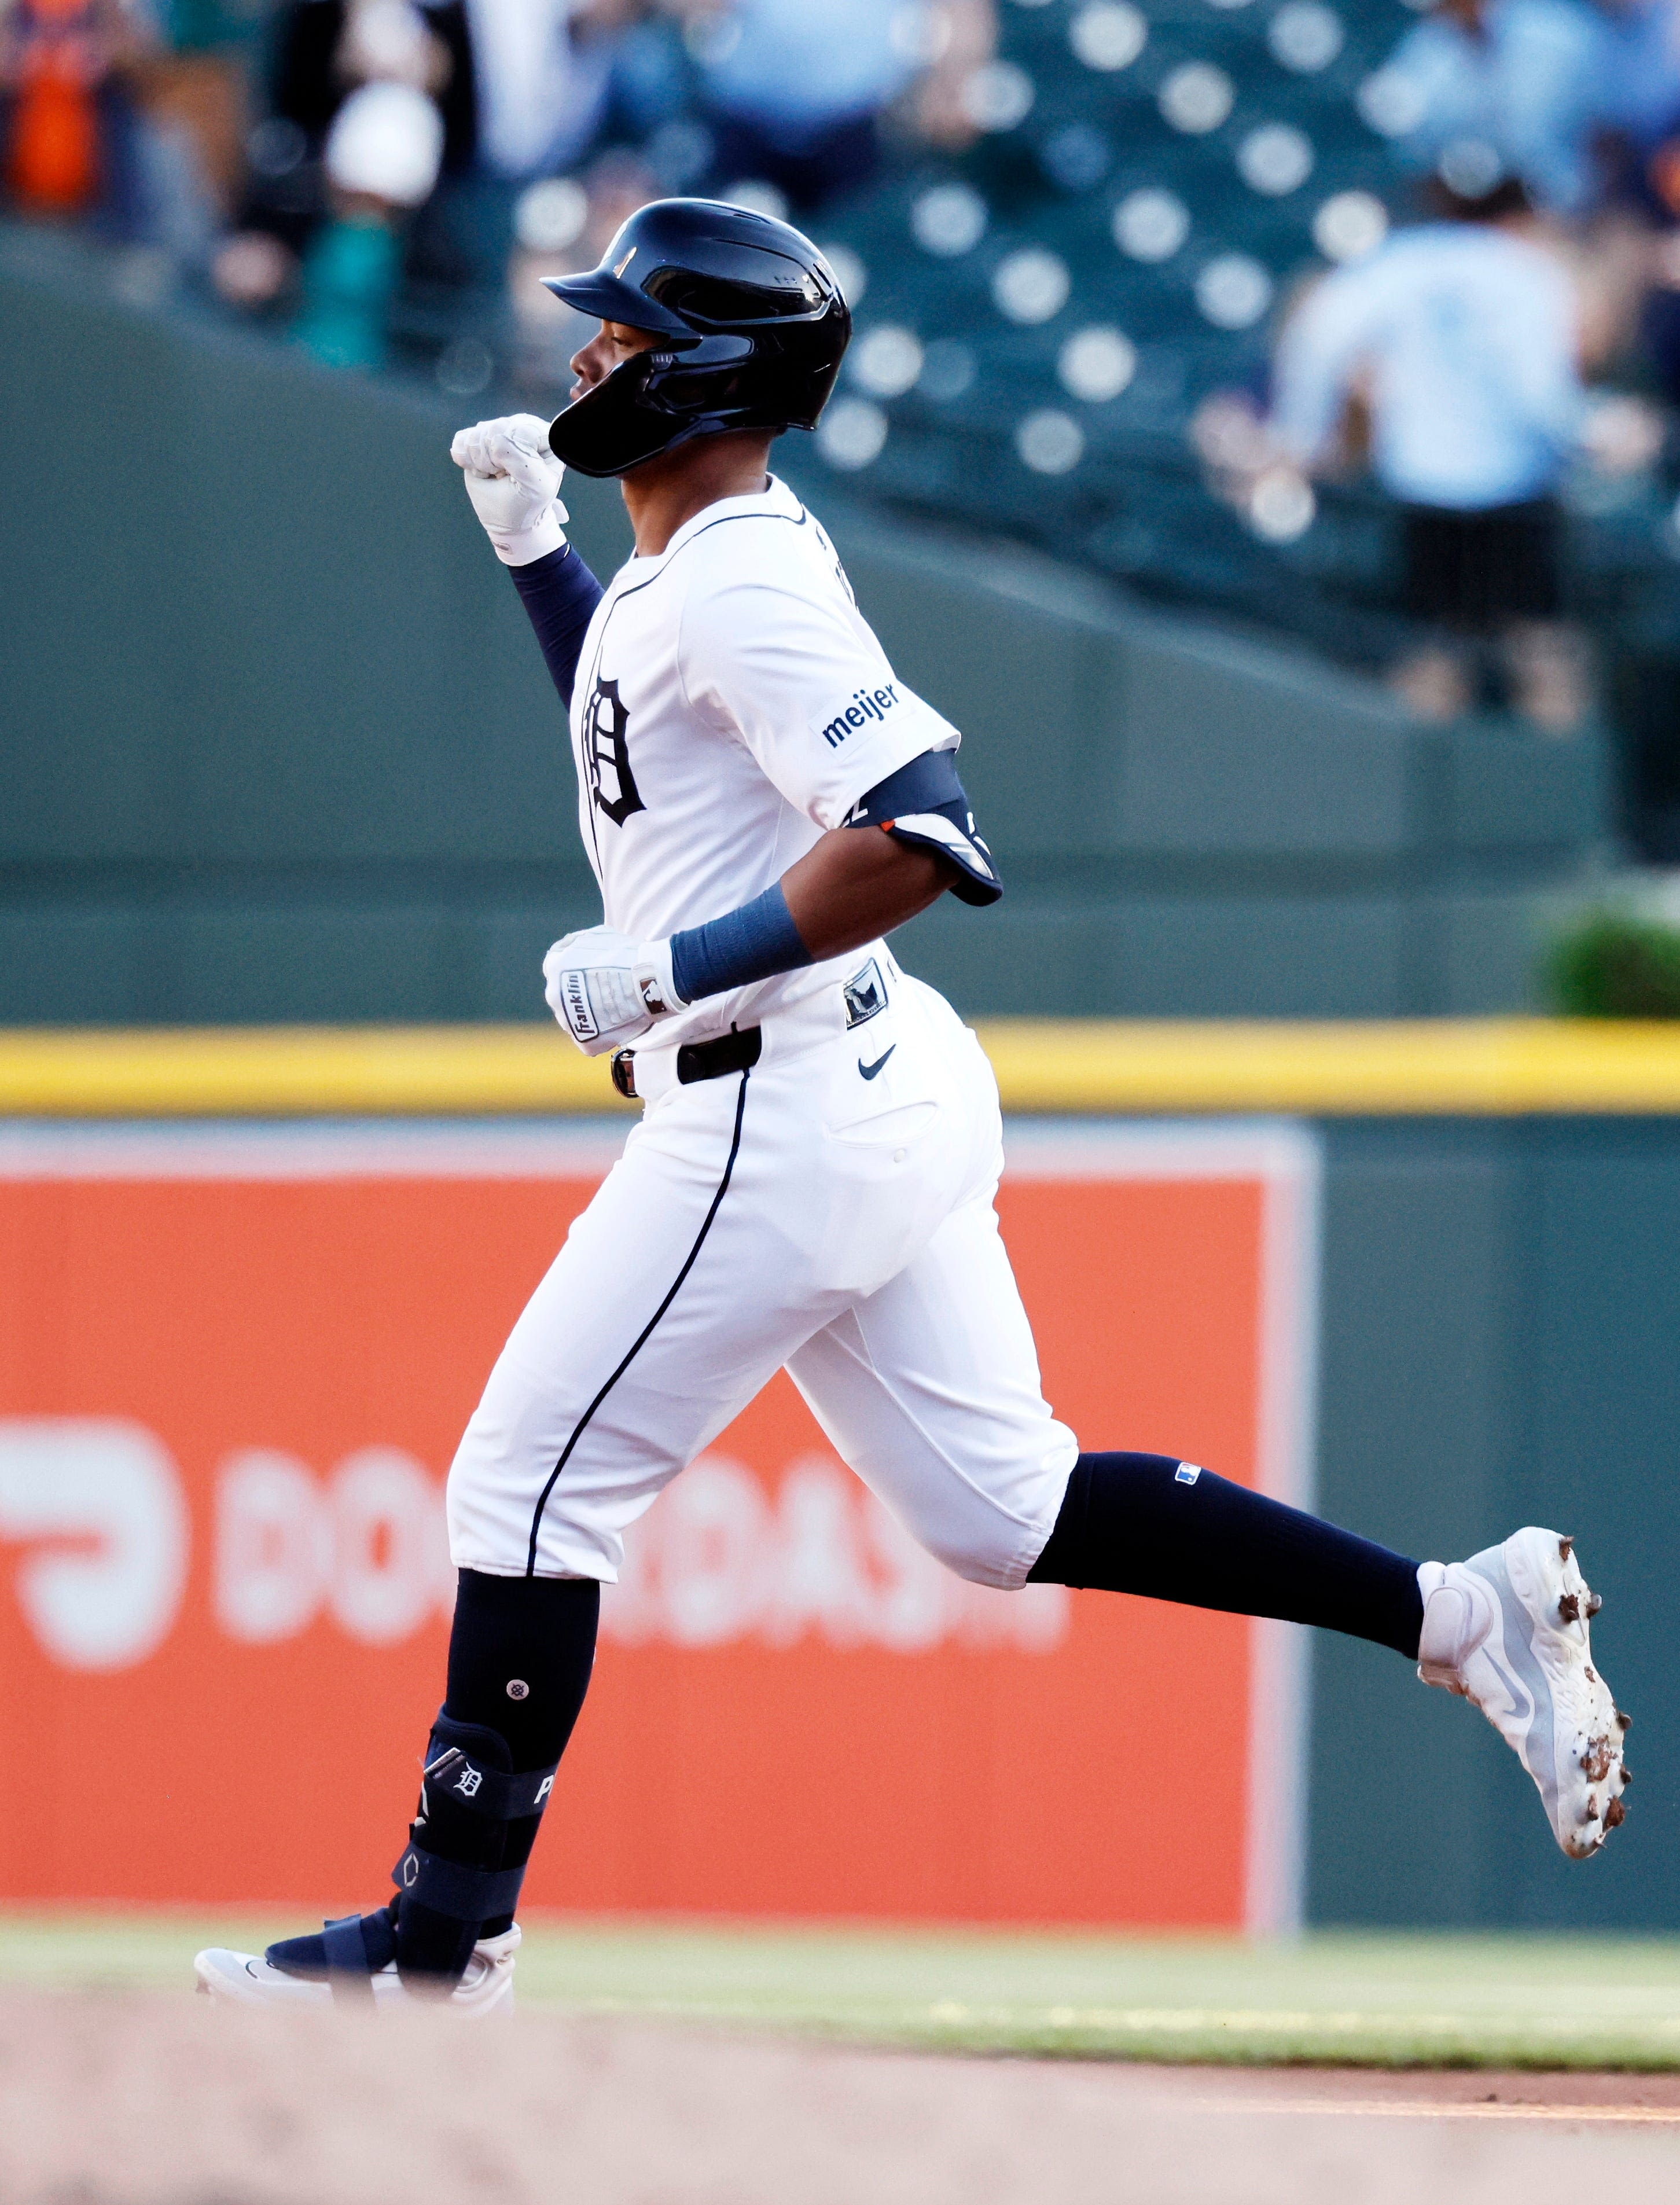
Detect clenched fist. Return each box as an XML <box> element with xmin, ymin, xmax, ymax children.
<box><xmin>450</xmin><ymin>414</ymin><xmax>569</xmax><ymax>566</ymax></box>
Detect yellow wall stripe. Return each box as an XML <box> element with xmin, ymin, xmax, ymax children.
<box><xmin>6</xmin><ymin>1019</ymin><xmax>1680</xmax><ymax>1117</ymax></box>
<box><xmin>0</xmin><ymin>1026</ymin><xmax>629</xmax><ymax>1119</ymax></box>
<box><xmin>979</xmin><ymin>1019</ymin><xmax>1680</xmax><ymax>1115</ymax></box>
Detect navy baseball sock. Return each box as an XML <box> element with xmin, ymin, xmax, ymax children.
<box><xmin>1027</xmin><ymin>1453</ymin><xmax>1425</xmax><ymax>1658</ymax></box>
<box><xmin>391</xmin><ymin>1570</ymin><xmax>600</xmax><ymax>1979</ymax></box>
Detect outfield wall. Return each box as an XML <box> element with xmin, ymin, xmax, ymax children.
<box><xmin>0</xmin><ymin>1022</ymin><xmax>1674</xmax><ymax>1932</ymax></box>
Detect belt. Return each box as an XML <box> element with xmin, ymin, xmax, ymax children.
<box><xmin>611</xmin><ymin>1024</ymin><xmax>762</xmax><ymax>1102</ymax></box>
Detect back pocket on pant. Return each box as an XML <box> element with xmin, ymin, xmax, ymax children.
<box><xmin>816</xmin><ymin>1094</ymin><xmax>954</xmax><ymax>1296</ymax></box>
<box><xmin>826</xmin><ymin>1099</ymin><xmax>939</xmax><ymax>1149</ymax></box>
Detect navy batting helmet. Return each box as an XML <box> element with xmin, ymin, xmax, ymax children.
<box><xmin>543</xmin><ymin>198</ymin><xmax>851</xmax><ymax>479</ymax></box>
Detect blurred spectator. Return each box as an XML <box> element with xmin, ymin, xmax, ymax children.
<box><xmin>906</xmin><ymin>0</ymin><xmax>998</xmax><ymax>151</ymax></box>
<box><xmin>1</xmin><ymin>0</ymin><xmax>155</xmax><ymax>230</ymax></box>
<box><xmin>220</xmin><ymin>0</ymin><xmax>634</xmax><ymax>307</ymax></box>
<box><xmin>1592</xmin><ymin>0</ymin><xmax>1680</xmax><ymax>159</ymax></box>
<box><xmin>1370</xmin><ymin>0</ymin><xmax>1604</xmax><ymax>215</ymax></box>
<box><xmin>292</xmin><ymin>74</ymin><xmax>441</xmax><ymax>362</ymax></box>
<box><xmin>672</xmin><ymin>0</ymin><xmax>995</xmax><ymax>213</ymax></box>
<box><xmin>1268</xmin><ymin>169</ymin><xmax>1594</xmax><ymax>726</ymax></box>
<box><xmin>468</xmin><ymin>0</ymin><xmax>624</xmax><ymax>183</ymax></box>
<box><xmin>438</xmin><ymin>0</ymin><xmax>635</xmax><ymax>284</ymax></box>
<box><xmin>129</xmin><ymin>36</ymin><xmax>248</xmax><ymax>256</ymax></box>
<box><xmin>220</xmin><ymin>0</ymin><xmax>464</xmax><ymax>276</ymax></box>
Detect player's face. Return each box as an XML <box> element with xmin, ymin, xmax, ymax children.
<box><xmin>570</xmin><ymin>321</ymin><xmax>661</xmax><ymax>400</ymax></box>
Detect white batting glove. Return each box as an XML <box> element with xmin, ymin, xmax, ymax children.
<box><xmin>542</xmin><ymin>927</ymin><xmax>688</xmax><ymax>1056</ymax></box>
<box><xmin>450</xmin><ymin>413</ymin><xmax>569</xmax><ymax>565</ymax></box>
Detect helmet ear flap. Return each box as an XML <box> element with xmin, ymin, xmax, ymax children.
<box><xmin>547</xmin><ymin>351</ymin><xmax>671</xmax><ymax>476</ymax></box>
<box><xmin>549</xmin><ymin>333</ymin><xmax>795</xmax><ymax>475</ymax></box>
<box><xmin>644</xmin><ymin>332</ymin><xmax>756</xmax><ymax>417</ymax></box>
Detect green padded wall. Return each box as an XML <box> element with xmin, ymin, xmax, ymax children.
<box><xmin>1307</xmin><ymin>1120</ymin><xmax>1677</xmax><ymax>1930</ymax></box>
<box><xmin>1</xmin><ymin>227</ymin><xmax>1610</xmax><ymax>1021</ymax></box>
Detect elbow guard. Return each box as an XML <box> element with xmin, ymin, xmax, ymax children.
<box><xmin>844</xmin><ymin>749</ymin><xmax>1002</xmax><ymax>906</ymax></box>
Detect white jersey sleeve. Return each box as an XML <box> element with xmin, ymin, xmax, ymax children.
<box><xmin>676</xmin><ymin>531</ymin><xmax>960</xmax><ymax>831</ymax></box>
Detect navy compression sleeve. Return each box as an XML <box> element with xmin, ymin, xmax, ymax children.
<box><xmin>509</xmin><ymin>544</ymin><xmax>604</xmax><ymax>711</ymax></box>
<box><xmin>670</xmin><ymin>884</ymin><xmax>812</xmax><ymax>1005</ymax></box>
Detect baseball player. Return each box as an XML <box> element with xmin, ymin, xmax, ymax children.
<box><xmin>197</xmin><ymin>200</ymin><xmax>1627</xmax><ymax>2014</ymax></box>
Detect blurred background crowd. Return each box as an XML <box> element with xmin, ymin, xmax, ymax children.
<box><xmin>14</xmin><ymin>0</ymin><xmax>1680</xmax><ymax>851</ymax></box>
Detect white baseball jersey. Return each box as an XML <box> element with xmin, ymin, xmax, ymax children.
<box><xmin>565</xmin><ymin>473</ymin><xmax>961</xmax><ymax>1049</ymax></box>
<box><xmin>446</xmin><ymin>480</ymin><xmax>1077</xmax><ymax>1591</ymax></box>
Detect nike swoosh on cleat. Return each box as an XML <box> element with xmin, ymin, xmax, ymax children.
<box><xmin>858</xmin><ymin>1046</ymin><xmax>896</xmax><ymax>1080</ymax></box>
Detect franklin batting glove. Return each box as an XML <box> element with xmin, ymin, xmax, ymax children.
<box><xmin>542</xmin><ymin>927</ymin><xmax>687</xmax><ymax>1056</ymax></box>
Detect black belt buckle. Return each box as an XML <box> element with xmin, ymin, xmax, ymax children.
<box><xmin>610</xmin><ymin>1048</ymin><xmax>637</xmax><ymax>1101</ymax></box>
<box><xmin>676</xmin><ymin>1026</ymin><xmax>763</xmax><ymax>1086</ymax></box>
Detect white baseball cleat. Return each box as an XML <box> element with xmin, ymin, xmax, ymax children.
<box><xmin>194</xmin><ymin>1921</ymin><xmax>520</xmax><ymax>2016</ymax></box>
<box><xmin>1417</xmin><ymin>1526</ymin><xmax>1630</xmax><ymax>1859</ymax></box>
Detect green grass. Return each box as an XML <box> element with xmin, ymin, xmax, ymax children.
<box><xmin>5</xmin><ymin>1912</ymin><xmax>1679</xmax><ymax>2068</ymax></box>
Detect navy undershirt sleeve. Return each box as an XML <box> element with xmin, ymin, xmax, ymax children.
<box><xmin>508</xmin><ymin>544</ymin><xmax>605</xmax><ymax>712</ymax></box>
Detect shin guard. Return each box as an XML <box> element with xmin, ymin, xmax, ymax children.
<box><xmin>388</xmin><ymin>1710</ymin><xmax>560</xmax><ymax>1982</ymax></box>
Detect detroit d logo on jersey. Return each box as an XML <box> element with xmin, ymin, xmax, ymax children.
<box><xmin>582</xmin><ymin>677</ymin><xmax>646</xmax><ymax>828</ymax></box>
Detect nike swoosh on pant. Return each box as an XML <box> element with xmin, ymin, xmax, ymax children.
<box><xmin>858</xmin><ymin>1047</ymin><xmax>895</xmax><ymax>1080</ymax></box>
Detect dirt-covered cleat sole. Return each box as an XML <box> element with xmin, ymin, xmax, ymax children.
<box><xmin>1417</xmin><ymin>1527</ymin><xmax>1629</xmax><ymax>1859</ymax></box>
<box><xmin>193</xmin><ymin>1923</ymin><xmax>520</xmax><ymax>2016</ymax></box>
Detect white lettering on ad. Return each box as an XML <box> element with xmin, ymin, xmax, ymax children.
<box><xmin>2</xmin><ymin>1425</ymin><xmax>1064</xmax><ymax>1662</ymax></box>
<box><xmin>214</xmin><ymin>1448</ymin><xmax>333</xmax><ymax>1643</ymax></box>
<box><xmin>604</xmin><ymin>1453</ymin><xmax>1068</xmax><ymax>1655</ymax></box>
<box><xmin>215</xmin><ymin>1443</ymin><xmax>454</xmax><ymax>1648</ymax></box>
<box><xmin>0</xmin><ymin>1418</ymin><xmax>189</xmax><ymax>1670</ymax></box>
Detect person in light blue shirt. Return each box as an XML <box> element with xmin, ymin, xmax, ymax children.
<box><xmin>686</xmin><ymin>0</ymin><xmax>922</xmax><ymax>208</ymax></box>
<box><xmin>1590</xmin><ymin>0</ymin><xmax>1680</xmax><ymax>152</ymax></box>
<box><xmin>1273</xmin><ymin>190</ymin><xmax>1583</xmax><ymax>509</ymax></box>
<box><xmin>694</xmin><ymin>0</ymin><xmax>917</xmax><ymax>134</ymax></box>
<box><xmin>1271</xmin><ymin>174</ymin><xmax>1589</xmax><ymax>726</ymax></box>
<box><xmin>1375</xmin><ymin>0</ymin><xmax>1607</xmax><ymax>214</ymax></box>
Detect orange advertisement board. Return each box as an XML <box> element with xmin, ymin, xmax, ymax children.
<box><xmin>0</xmin><ymin>1120</ymin><xmax>1318</xmax><ymax>1930</ymax></box>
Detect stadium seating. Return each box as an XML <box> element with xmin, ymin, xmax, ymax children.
<box><xmin>777</xmin><ymin>0</ymin><xmax>1677</xmax><ymax>684</ymax></box>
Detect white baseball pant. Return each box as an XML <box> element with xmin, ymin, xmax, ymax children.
<box><xmin>446</xmin><ymin>962</ymin><xmax>1079</xmax><ymax>1588</ymax></box>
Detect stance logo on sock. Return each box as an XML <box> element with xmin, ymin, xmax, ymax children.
<box><xmin>1175</xmin><ymin>1462</ymin><xmax>1203</xmax><ymax>1485</ymax></box>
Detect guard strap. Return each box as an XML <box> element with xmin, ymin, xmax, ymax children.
<box><xmin>391</xmin><ymin>1843</ymin><xmax>528</xmax><ymax>1923</ymax></box>
<box><xmin>422</xmin><ymin>1741</ymin><xmax>560</xmax><ymax>1822</ymax></box>
<box><xmin>320</xmin><ymin>1912</ymin><xmax>378</xmax><ymax>2004</ymax></box>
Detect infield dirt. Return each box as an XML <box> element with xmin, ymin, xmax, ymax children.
<box><xmin>1</xmin><ymin>1990</ymin><xmax>1677</xmax><ymax>2205</ymax></box>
